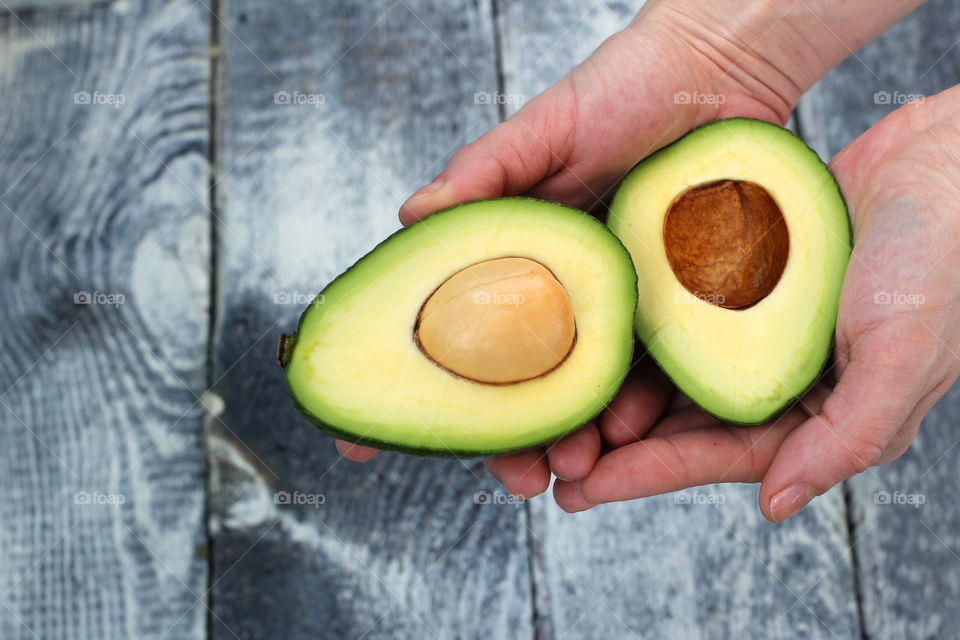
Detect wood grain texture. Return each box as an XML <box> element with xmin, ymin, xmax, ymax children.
<box><xmin>497</xmin><ymin>0</ymin><xmax>640</xmax><ymax>111</ymax></box>
<box><xmin>497</xmin><ymin>1</ymin><xmax>860</xmax><ymax>637</ymax></box>
<box><xmin>0</xmin><ymin>1</ymin><xmax>210</xmax><ymax>638</ymax></box>
<box><xmin>0</xmin><ymin>0</ymin><xmax>108</xmax><ymax>12</ymax></box>
<box><xmin>210</xmin><ymin>1</ymin><xmax>535</xmax><ymax>638</ymax></box>
<box><xmin>798</xmin><ymin>2</ymin><xmax>960</xmax><ymax>637</ymax></box>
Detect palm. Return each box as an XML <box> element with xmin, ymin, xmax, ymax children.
<box><xmin>550</xmin><ymin>92</ymin><xmax>960</xmax><ymax>520</ymax></box>
<box><xmin>826</xmin><ymin>105</ymin><xmax>960</xmax><ymax>463</ymax></box>
<box><xmin>339</xmin><ymin>23</ymin><xmax>790</xmax><ymax>478</ymax></box>
<box><xmin>336</xmin><ymin>18</ymin><xmax>960</xmax><ymax>523</ymax></box>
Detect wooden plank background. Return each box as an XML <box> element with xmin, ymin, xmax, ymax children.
<box><xmin>0</xmin><ymin>0</ymin><xmax>957</xmax><ymax>638</ymax></box>
<box><xmin>209</xmin><ymin>1</ymin><xmax>535</xmax><ymax>638</ymax></box>
<box><xmin>0</xmin><ymin>0</ymin><xmax>210</xmax><ymax>638</ymax></box>
<box><xmin>498</xmin><ymin>3</ymin><xmax>858</xmax><ymax>639</ymax></box>
<box><xmin>799</xmin><ymin>1</ymin><xmax>960</xmax><ymax>637</ymax></box>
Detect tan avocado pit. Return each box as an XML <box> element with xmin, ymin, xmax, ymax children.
<box><xmin>663</xmin><ymin>179</ymin><xmax>789</xmax><ymax>309</ymax></box>
<box><xmin>414</xmin><ymin>257</ymin><xmax>577</xmax><ymax>385</ymax></box>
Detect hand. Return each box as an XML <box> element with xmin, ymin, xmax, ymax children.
<box><xmin>561</xmin><ymin>86</ymin><xmax>960</xmax><ymax>521</ymax></box>
<box><xmin>335</xmin><ymin>1</ymin><xmax>928</xmax><ymax>505</ymax></box>
<box><xmin>334</xmin><ymin>2</ymin><xmax>801</xmax><ymax>479</ymax></box>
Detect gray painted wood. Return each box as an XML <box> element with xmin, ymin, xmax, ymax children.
<box><xmin>1</xmin><ymin>0</ymin><xmax>108</xmax><ymax>11</ymax></box>
<box><xmin>2</xmin><ymin>0</ymin><xmax>951</xmax><ymax>637</ymax></box>
<box><xmin>799</xmin><ymin>1</ymin><xmax>960</xmax><ymax>637</ymax></box>
<box><xmin>210</xmin><ymin>1</ymin><xmax>535</xmax><ymax>638</ymax></box>
<box><xmin>497</xmin><ymin>1</ymin><xmax>860</xmax><ymax>637</ymax></box>
<box><xmin>497</xmin><ymin>0</ymin><xmax>642</xmax><ymax>113</ymax></box>
<box><xmin>0</xmin><ymin>1</ymin><xmax>209</xmax><ymax>639</ymax></box>
<box><xmin>528</xmin><ymin>491</ymin><xmax>860</xmax><ymax>639</ymax></box>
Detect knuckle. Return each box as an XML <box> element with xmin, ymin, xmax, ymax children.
<box><xmin>878</xmin><ymin>438</ymin><xmax>912</xmax><ymax>465</ymax></box>
<box><xmin>845</xmin><ymin>435</ymin><xmax>886</xmax><ymax>475</ymax></box>
<box><xmin>657</xmin><ymin>437</ymin><xmax>693</xmax><ymax>487</ymax></box>
<box><xmin>731</xmin><ymin>427</ymin><xmax>763</xmax><ymax>481</ymax></box>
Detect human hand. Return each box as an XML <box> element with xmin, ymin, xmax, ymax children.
<box><xmin>334</xmin><ymin>0</ymin><xmax>798</xmax><ymax>476</ymax></box>
<box><xmin>335</xmin><ymin>0</ymin><xmax>927</xmax><ymax>500</ymax></box>
<box><xmin>557</xmin><ymin>86</ymin><xmax>960</xmax><ymax>521</ymax></box>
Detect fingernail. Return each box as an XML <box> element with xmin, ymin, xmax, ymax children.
<box><xmin>554</xmin><ymin>479</ymin><xmax>594</xmax><ymax>513</ymax></box>
<box><xmin>769</xmin><ymin>484</ymin><xmax>815</xmax><ymax>522</ymax></box>
<box><xmin>408</xmin><ymin>177</ymin><xmax>446</xmax><ymax>200</ymax></box>
<box><xmin>399</xmin><ymin>178</ymin><xmax>447</xmax><ymax>224</ymax></box>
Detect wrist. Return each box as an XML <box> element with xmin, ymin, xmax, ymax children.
<box><xmin>624</xmin><ymin>3</ymin><xmax>800</xmax><ymax>126</ymax></box>
<box><xmin>628</xmin><ymin>0</ymin><xmax>924</xmax><ymax>126</ymax></box>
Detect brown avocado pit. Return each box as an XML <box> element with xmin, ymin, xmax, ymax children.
<box><xmin>414</xmin><ymin>257</ymin><xmax>576</xmax><ymax>384</ymax></box>
<box><xmin>663</xmin><ymin>179</ymin><xmax>789</xmax><ymax>309</ymax></box>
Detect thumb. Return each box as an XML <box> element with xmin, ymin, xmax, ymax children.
<box><xmin>758</xmin><ymin>326</ymin><xmax>930</xmax><ymax>522</ymax></box>
<box><xmin>398</xmin><ymin>82</ymin><xmax>577</xmax><ymax>225</ymax></box>
<box><xmin>398</xmin><ymin>25</ymin><xmax>708</xmax><ymax>225</ymax></box>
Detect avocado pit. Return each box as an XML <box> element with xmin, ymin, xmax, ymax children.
<box><xmin>663</xmin><ymin>179</ymin><xmax>789</xmax><ymax>309</ymax></box>
<box><xmin>414</xmin><ymin>257</ymin><xmax>576</xmax><ymax>384</ymax></box>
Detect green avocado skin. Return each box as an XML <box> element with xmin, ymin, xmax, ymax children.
<box><xmin>282</xmin><ymin>196</ymin><xmax>638</xmax><ymax>458</ymax></box>
<box><xmin>660</xmin><ymin>338</ymin><xmax>832</xmax><ymax>427</ymax></box>
<box><xmin>608</xmin><ymin>117</ymin><xmax>852</xmax><ymax>426</ymax></box>
<box><xmin>287</xmin><ymin>387</ymin><xmax>613</xmax><ymax>458</ymax></box>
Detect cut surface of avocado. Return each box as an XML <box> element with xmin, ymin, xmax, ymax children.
<box><xmin>282</xmin><ymin>198</ymin><xmax>637</xmax><ymax>456</ymax></box>
<box><xmin>608</xmin><ymin>118</ymin><xmax>851</xmax><ymax>424</ymax></box>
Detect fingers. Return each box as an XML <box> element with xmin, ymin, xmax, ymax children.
<box><xmin>547</xmin><ymin>422</ymin><xmax>602</xmax><ymax>481</ymax></box>
<box><xmin>666</xmin><ymin>389</ymin><xmax>694</xmax><ymax>413</ymax></box>
<box><xmin>483</xmin><ymin>448</ymin><xmax>551</xmax><ymax>499</ymax></box>
<box><xmin>398</xmin><ymin>83</ymin><xmax>577</xmax><ymax>226</ymax></box>
<box><xmin>554</xmin><ymin>479</ymin><xmax>592</xmax><ymax>513</ymax></box>
<box><xmin>644</xmin><ymin>405</ymin><xmax>718</xmax><ymax>438</ymax></box>
<box><xmin>335</xmin><ymin>439</ymin><xmax>380</xmax><ymax>462</ymax></box>
<box><xmin>597</xmin><ymin>359</ymin><xmax>672</xmax><ymax>447</ymax></box>
<box><xmin>484</xmin><ymin>423</ymin><xmax>599</xmax><ymax>501</ymax></box>
<box><xmin>759</xmin><ymin>328</ymin><xmax>931</xmax><ymax>522</ymax></box>
<box><xmin>579</xmin><ymin>409</ymin><xmax>808</xmax><ymax>507</ymax></box>
<box><xmin>560</xmin><ymin>406</ymin><xmax>729</xmax><ymax>514</ymax></box>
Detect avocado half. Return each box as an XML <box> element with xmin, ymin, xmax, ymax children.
<box><xmin>281</xmin><ymin>198</ymin><xmax>638</xmax><ymax>457</ymax></box>
<box><xmin>608</xmin><ymin>118</ymin><xmax>851</xmax><ymax>424</ymax></box>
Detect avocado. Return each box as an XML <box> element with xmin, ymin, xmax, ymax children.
<box><xmin>608</xmin><ymin>118</ymin><xmax>851</xmax><ymax>424</ymax></box>
<box><xmin>280</xmin><ymin>198</ymin><xmax>638</xmax><ymax>456</ymax></box>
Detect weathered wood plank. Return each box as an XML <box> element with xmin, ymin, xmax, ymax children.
<box><xmin>0</xmin><ymin>2</ymin><xmax>210</xmax><ymax>639</ymax></box>
<box><xmin>799</xmin><ymin>2</ymin><xmax>960</xmax><ymax>637</ymax></box>
<box><xmin>496</xmin><ymin>1</ymin><xmax>861</xmax><ymax>637</ymax></box>
<box><xmin>497</xmin><ymin>0</ymin><xmax>642</xmax><ymax>111</ymax></box>
<box><xmin>210</xmin><ymin>1</ymin><xmax>535</xmax><ymax>638</ymax></box>
<box><xmin>1</xmin><ymin>0</ymin><xmax>108</xmax><ymax>12</ymax></box>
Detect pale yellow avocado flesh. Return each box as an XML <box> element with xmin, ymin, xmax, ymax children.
<box><xmin>608</xmin><ymin>118</ymin><xmax>851</xmax><ymax>424</ymax></box>
<box><xmin>285</xmin><ymin>198</ymin><xmax>637</xmax><ymax>456</ymax></box>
